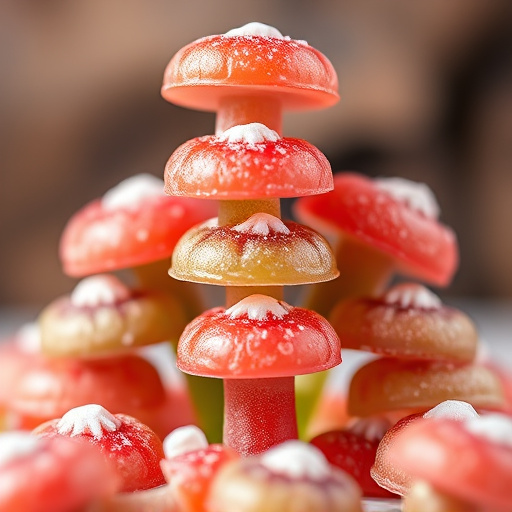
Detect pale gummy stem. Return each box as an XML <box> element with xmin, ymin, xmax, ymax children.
<box><xmin>102</xmin><ymin>173</ymin><xmax>165</xmax><ymax>211</ymax></box>
<box><xmin>57</xmin><ymin>404</ymin><xmax>122</xmax><ymax>439</ymax></box>
<box><xmin>233</xmin><ymin>213</ymin><xmax>290</xmax><ymax>236</ymax></box>
<box><xmin>226</xmin><ymin>294</ymin><xmax>292</xmax><ymax>321</ymax></box>
<box><xmin>383</xmin><ymin>283</ymin><xmax>442</xmax><ymax>310</ymax></box>
<box><xmin>260</xmin><ymin>440</ymin><xmax>331</xmax><ymax>481</ymax></box>
<box><xmin>224</xmin><ymin>22</ymin><xmax>285</xmax><ymax>39</ymax></box>
<box><xmin>423</xmin><ymin>400</ymin><xmax>479</xmax><ymax>421</ymax></box>
<box><xmin>375</xmin><ymin>177</ymin><xmax>440</xmax><ymax>219</ymax></box>
<box><xmin>70</xmin><ymin>274</ymin><xmax>131</xmax><ymax>308</ymax></box>
<box><xmin>0</xmin><ymin>432</ymin><xmax>40</xmax><ymax>468</ymax></box>
<box><xmin>218</xmin><ymin>123</ymin><xmax>280</xmax><ymax>147</ymax></box>
<box><xmin>163</xmin><ymin>425</ymin><xmax>208</xmax><ymax>459</ymax></box>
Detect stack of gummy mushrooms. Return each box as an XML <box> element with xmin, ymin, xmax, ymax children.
<box><xmin>1</xmin><ymin>22</ymin><xmax>512</xmax><ymax>512</ymax></box>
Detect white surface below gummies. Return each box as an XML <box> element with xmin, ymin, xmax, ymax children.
<box><xmin>163</xmin><ymin>425</ymin><xmax>208</xmax><ymax>459</ymax></box>
<box><xmin>423</xmin><ymin>400</ymin><xmax>479</xmax><ymax>421</ymax></box>
<box><xmin>0</xmin><ymin>432</ymin><xmax>40</xmax><ymax>467</ymax></box>
<box><xmin>102</xmin><ymin>173</ymin><xmax>165</xmax><ymax>211</ymax></box>
<box><xmin>70</xmin><ymin>274</ymin><xmax>131</xmax><ymax>308</ymax></box>
<box><xmin>259</xmin><ymin>440</ymin><xmax>331</xmax><ymax>481</ymax></box>
<box><xmin>225</xmin><ymin>294</ymin><xmax>291</xmax><ymax>321</ymax></box>
<box><xmin>375</xmin><ymin>177</ymin><xmax>440</xmax><ymax>219</ymax></box>
<box><xmin>464</xmin><ymin>413</ymin><xmax>512</xmax><ymax>448</ymax></box>
<box><xmin>57</xmin><ymin>404</ymin><xmax>121</xmax><ymax>439</ymax></box>
<box><xmin>383</xmin><ymin>283</ymin><xmax>442</xmax><ymax>310</ymax></box>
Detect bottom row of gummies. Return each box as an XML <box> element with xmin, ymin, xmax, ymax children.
<box><xmin>1</xmin><ymin>399</ymin><xmax>511</xmax><ymax>512</ymax></box>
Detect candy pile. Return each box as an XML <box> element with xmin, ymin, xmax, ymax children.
<box><xmin>1</xmin><ymin>22</ymin><xmax>511</xmax><ymax>512</ymax></box>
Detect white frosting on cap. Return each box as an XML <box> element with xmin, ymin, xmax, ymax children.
<box><xmin>102</xmin><ymin>173</ymin><xmax>165</xmax><ymax>211</ymax></box>
<box><xmin>163</xmin><ymin>425</ymin><xmax>209</xmax><ymax>459</ymax></box>
<box><xmin>423</xmin><ymin>400</ymin><xmax>479</xmax><ymax>421</ymax></box>
<box><xmin>464</xmin><ymin>414</ymin><xmax>512</xmax><ymax>448</ymax></box>
<box><xmin>226</xmin><ymin>294</ymin><xmax>292</xmax><ymax>321</ymax></box>
<box><xmin>375</xmin><ymin>177</ymin><xmax>440</xmax><ymax>219</ymax></box>
<box><xmin>348</xmin><ymin>417</ymin><xmax>391</xmax><ymax>442</ymax></box>
<box><xmin>383</xmin><ymin>283</ymin><xmax>442</xmax><ymax>310</ymax></box>
<box><xmin>260</xmin><ymin>440</ymin><xmax>331</xmax><ymax>480</ymax></box>
<box><xmin>16</xmin><ymin>322</ymin><xmax>41</xmax><ymax>354</ymax></box>
<box><xmin>218</xmin><ymin>123</ymin><xmax>280</xmax><ymax>147</ymax></box>
<box><xmin>71</xmin><ymin>274</ymin><xmax>131</xmax><ymax>308</ymax></box>
<box><xmin>224</xmin><ymin>22</ymin><xmax>284</xmax><ymax>39</ymax></box>
<box><xmin>0</xmin><ymin>432</ymin><xmax>40</xmax><ymax>467</ymax></box>
<box><xmin>57</xmin><ymin>404</ymin><xmax>122</xmax><ymax>439</ymax></box>
<box><xmin>233</xmin><ymin>213</ymin><xmax>290</xmax><ymax>236</ymax></box>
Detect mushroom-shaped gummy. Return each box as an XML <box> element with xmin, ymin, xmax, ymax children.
<box><xmin>386</xmin><ymin>413</ymin><xmax>512</xmax><ymax>511</ymax></box>
<box><xmin>348</xmin><ymin>357</ymin><xmax>505</xmax><ymax>417</ymax></box>
<box><xmin>165</xmin><ymin>123</ymin><xmax>333</xmax><ymax>199</ymax></box>
<box><xmin>162</xmin><ymin>22</ymin><xmax>339</xmax><ymax>134</ymax></box>
<box><xmin>330</xmin><ymin>283</ymin><xmax>478</xmax><ymax>362</ymax></box>
<box><xmin>34</xmin><ymin>404</ymin><xmax>166</xmax><ymax>492</ymax></box>
<box><xmin>371</xmin><ymin>400</ymin><xmax>480</xmax><ymax>496</ymax></box>
<box><xmin>39</xmin><ymin>274</ymin><xmax>186</xmax><ymax>356</ymax></box>
<box><xmin>294</xmin><ymin>173</ymin><xmax>459</xmax><ymax>317</ymax></box>
<box><xmin>207</xmin><ymin>440</ymin><xmax>362</xmax><ymax>512</ymax></box>
<box><xmin>177</xmin><ymin>294</ymin><xmax>341</xmax><ymax>455</ymax></box>
<box><xmin>0</xmin><ymin>431</ymin><xmax>118</xmax><ymax>512</ymax></box>
<box><xmin>171</xmin><ymin>212</ymin><xmax>337</xmax><ymax>286</ymax></box>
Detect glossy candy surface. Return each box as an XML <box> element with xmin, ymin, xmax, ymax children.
<box><xmin>348</xmin><ymin>358</ymin><xmax>504</xmax><ymax>417</ymax></box>
<box><xmin>295</xmin><ymin>173</ymin><xmax>458</xmax><ymax>286</ymax></box>
<box><xmin>165</xmin><ymin>130</ymin><xmax>332</xmax><ymax>199</ymax></box>
<box><xmin>162</xmin><ymin>24</ymin><xmax>339</xmax><ymax>112</ymax></box>
<box><xmin>177</xmin><ymin>295</ymin><xmax>341</xmax><ymax>378</ymax></box>
<box><xmin>171</xmin><ymin>215</ymin><xmax>338</xmax><ymax>286</ymax></box>
<box><xmin>34</xmin><ymin>406</ymin><xmax>166</xmax><ymax>492</ymax></box>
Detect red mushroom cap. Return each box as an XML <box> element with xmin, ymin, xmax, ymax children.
<box><xmin>177</xmin><ymin>294</ymin><xmax>341</xmax><ymax>378</ymax></box>
<box><xmin>162</xmin><ymin>23</ymin><xmax>339</xmax><ymax>112</ymax></box>
<box><xmin>165</xmin><ymin>123</ymin><xmax>333</xmax><ymax>199</ymax></box>
<box><xmin>294</xmin><ymin>172</ymin><xmax>459</xmax><ymax>287</ymax></box>
<box><xmin>60</xmin><ymin>174</ymin><xmax>216</xmax><ymax>277</ymax></box>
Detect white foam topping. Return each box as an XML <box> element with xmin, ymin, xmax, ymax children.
<box><xmin>348</xmin><ymin>417</ymin><xmax>391</xmax><ymax>442</ymax></box>
<box><xmin>57</xmin><ymin>404</ymin><xmax>122</xmax><ymax>439</ymax></box>
<box><xmin>375</xmin><ymin>177</ymin><xmax>440</xmax><ymax>219</ymax></box>
<box><xmin>226</xmin><ymin>294</ymin><xmax>292</xmax><ymax>321</ymax></box>
<box><xmin>163</xmin><ymin>425</ymin><xmax>209</xmax><ymax>459</ymax></box>
<box><xmin>224</xmin><ymin>22</ymin><xmax>284</xmax><ymax>39</ymax></box>
<box><xmin>71</xmin><ymin>274</ymin><xmax>131</xmax><ymax>308</ymax></box>
<box><xmin>383</xmin><ymin>283</ymin><xmax>442</xmax><ymax>310</ymax></box>
<box><xmin>102</xmin><ymin>173</ymin><xmax>165</xmax><ymax>211</ymax></box>
<box><xmin>260</xmin><ymin>440</ymin><xmax>331</xmax><ymax>481</ymax></box>
<box><xmin>0</xmin><ymin>432</ymin><xmax>40</xmax><ymax>467</ymax></box>
<box><xmin>218</xmin><ymin>123</ymin><xmax>280</xmax><ymax>147</ymax></box>
<box><xmin>464</xmin><ymin>414</ymin><xmax>512</xmax><ymax>448</ymax></box>
<box><xmin>423</xmin><ymin>400</ymin><xmax>479</xmax><ymax>421</ymax></box>
<box><xmin>233</xmin><ymin>213</ymin><xmax>290</xmax><ymax>236</ymax></box>
<box><xmin>16</xmin><ymin>322</ymin><xmax>41</xmax><ymax>353</ymax></box>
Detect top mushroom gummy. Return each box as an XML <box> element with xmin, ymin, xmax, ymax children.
<box><xmin>162</xmin><ymin>22</ymin><xmax>340</xmax><ymax>453</ymax></box>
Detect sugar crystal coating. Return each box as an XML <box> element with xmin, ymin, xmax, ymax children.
<box><xmin>348</xmin><ymin>416</ymin><xmax>392</xmax><ymax>442</ymax></box>
<box><xmin>259</xmin><ymin>440</ymin><xmax>331</xmax><ymax>480</ymax></box>
<box><xmin>232</xmin><ymin>213</ymin><xmax>290</xmax><ymax>236</ymax></box>
<box><xmin>57</xmin><ymin>404</ymin><xmax>122</xmax><ymax>439</ymax></box>
<box><xmin>423</xmin><ymin>400</ymin><xmax>479</xmax><ymax>421</ymax></box>
<box><xmin>0</xmin><ymin>432</ymin><xmax>40</xmax><ymax>467</ymax></box>
<box><xmin>218</xmin><ymin>123</ymin><xmax>280</xmax><ymax>147</ymax></box>
<box><xmin>70</xmin><ymin>274</ymin><xmax>131</xmax><ymax>308</ymax></box>
<box><xmin>163</xmin><ymin>425</ymin><xmax>209</xmax><ymax>459</ymax></box>
<box><xmin>464</xmin><ymin>414</ymin><xmax>512</xmax><ymax>448</ymax></box>
<box><xmin>102</xmin><ymin>173</ymin><xmax>165</xmax><ymax>211</ymax></box>
<box><xmin>383</xmin><ymin>283</ymin><xmax>442</xmax><ymax>310</ymax></box>
<box><xmin>224</xmin><ymin>22</ymin><xmax>285</xmax><ymax>39</ymax></box>
<box><xmin>375</xmin><ymin>177</ymin><xmax>440</xmax><ymax>219</ymax></box>
<box><xmin>225</xmin><ymin>294</ymin><xmax>292</xmax><ymax>321</ymax></box>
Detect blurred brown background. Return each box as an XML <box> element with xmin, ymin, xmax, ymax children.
<box><xmin>1</xmin><ymin>0</ymin><xmax>512</xmax><ymax>309</ymax></box>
